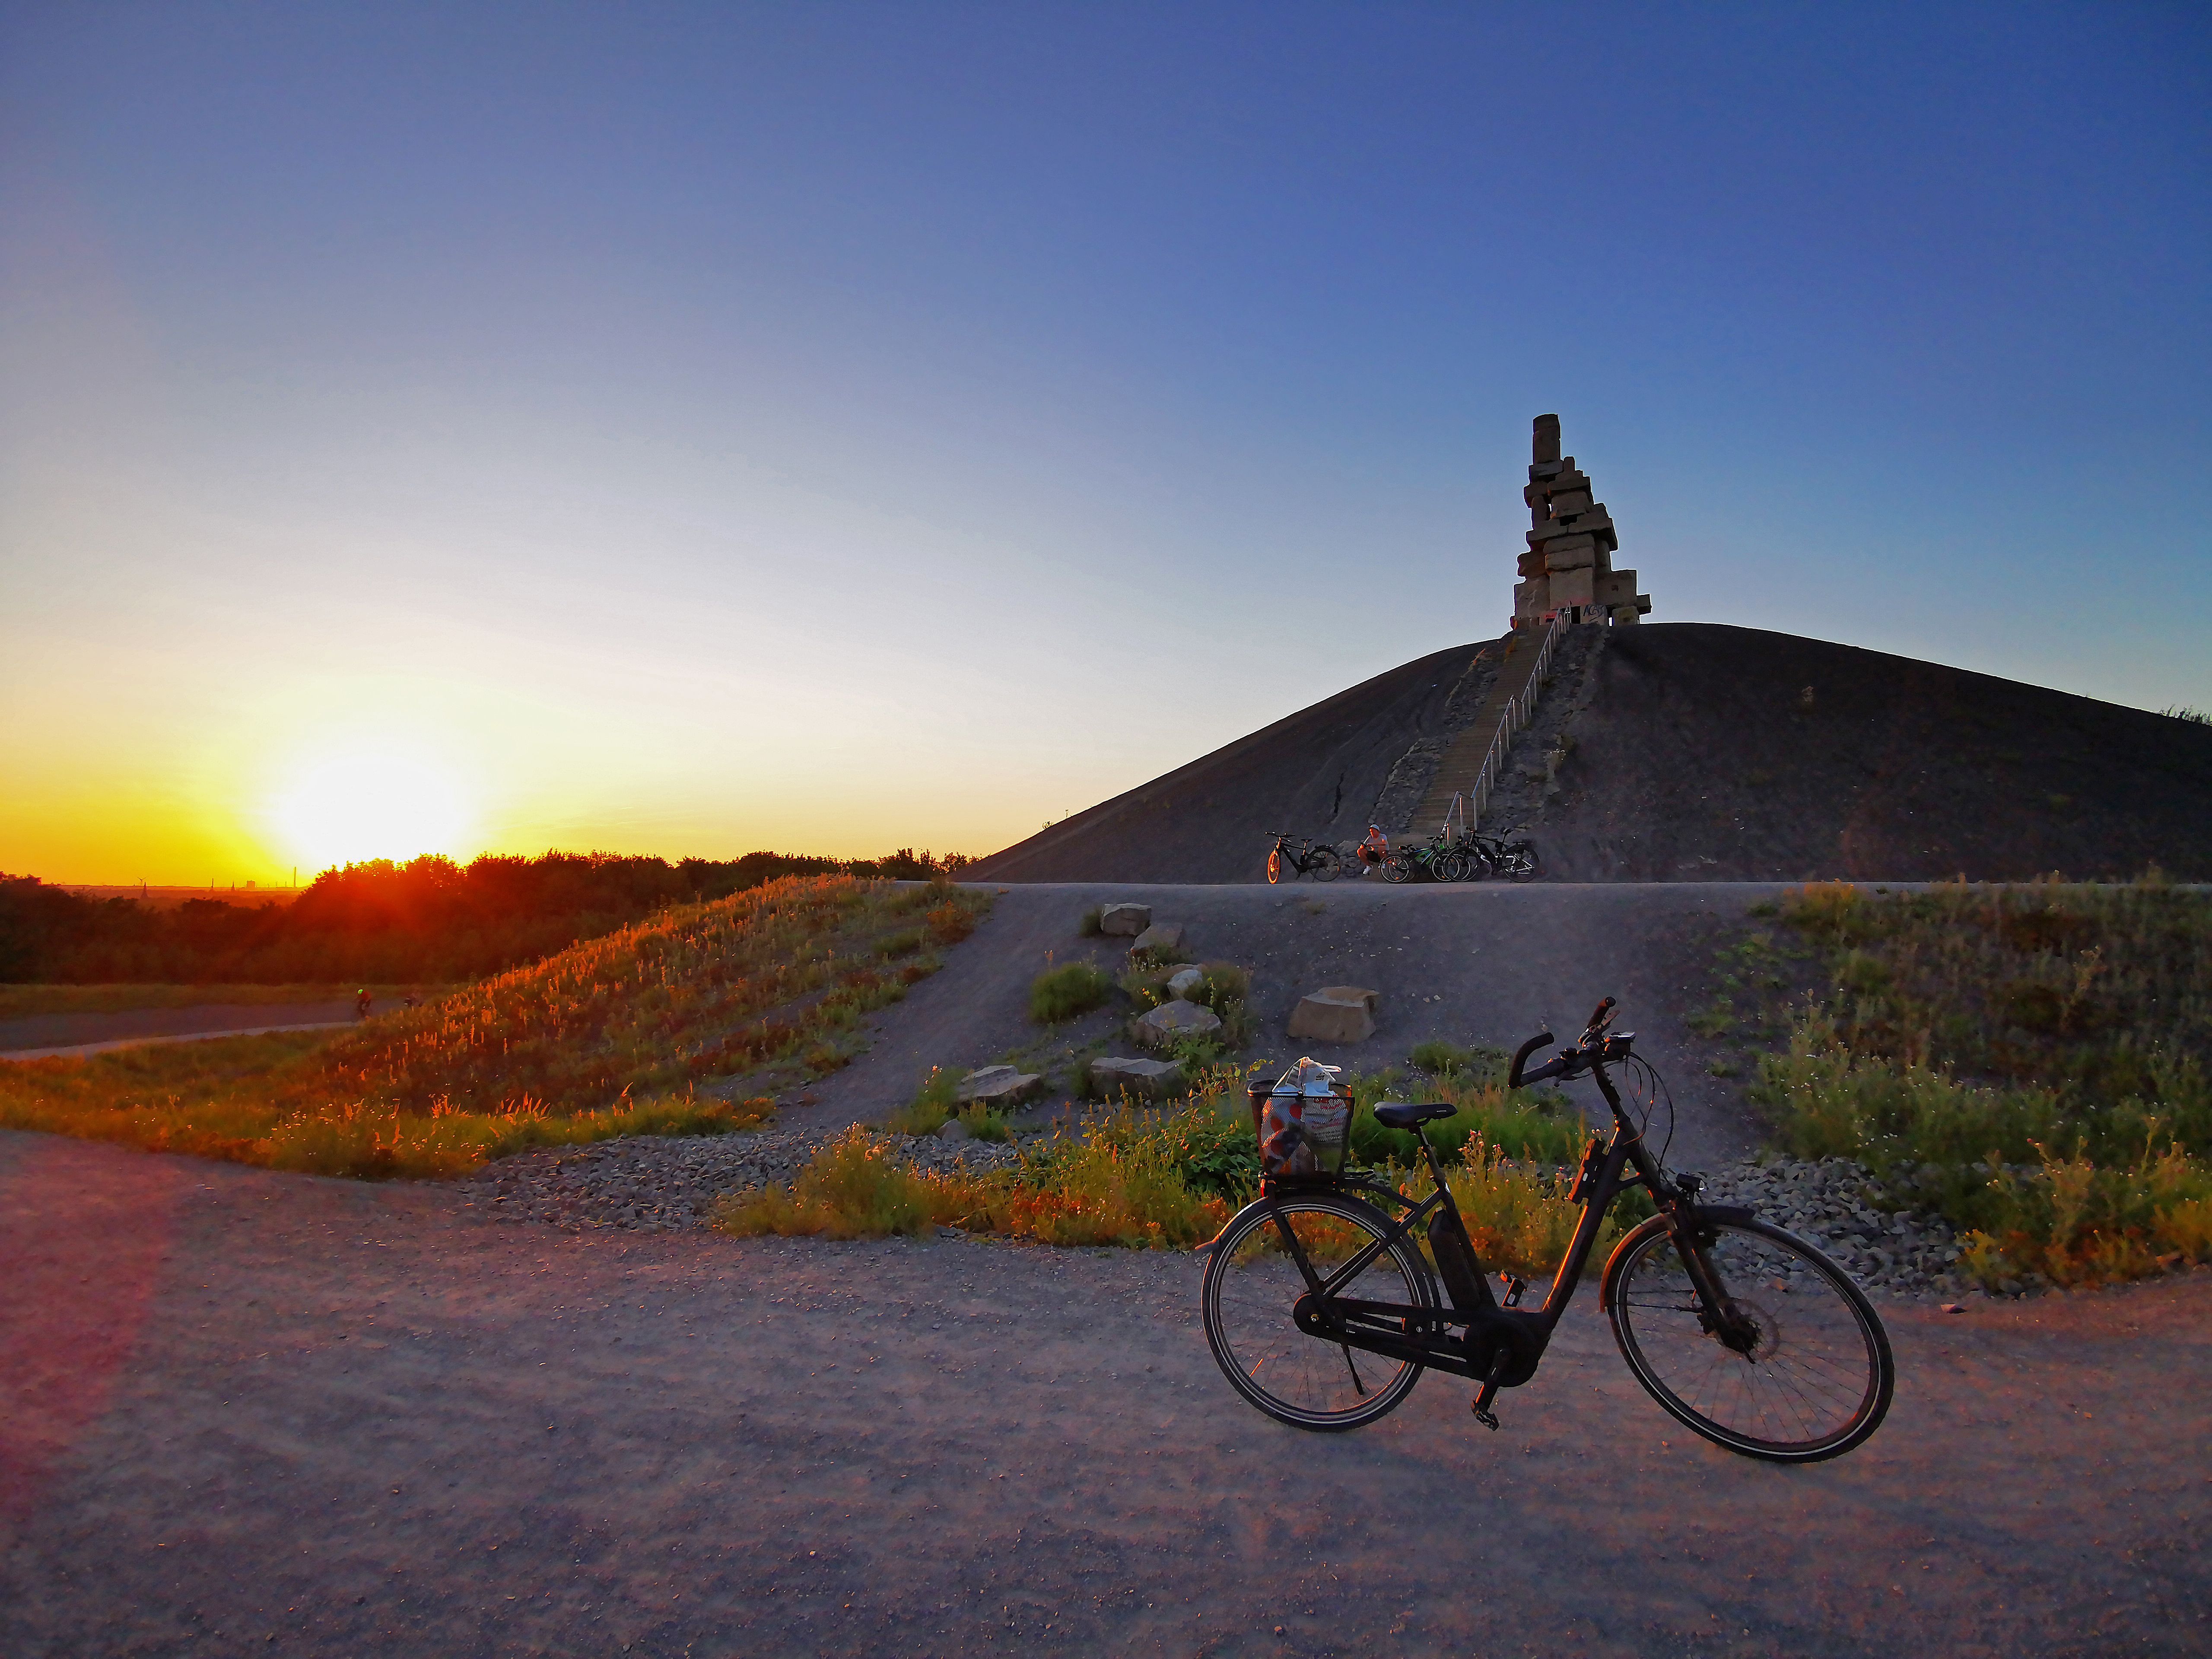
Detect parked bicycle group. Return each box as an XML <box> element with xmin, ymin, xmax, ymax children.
<box><xmin>1266</xmin><ymin>823</ymin><xmax>1538</xmax><ymax>885</ymax></box>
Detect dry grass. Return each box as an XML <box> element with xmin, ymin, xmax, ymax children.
<box><xmin>0</xmin><ymin>876</ymin><xmax>988</xmax><ymax>1179</ymax></box>
<box><xmin>715</xmin><ymin>1122</ymin><xmax>1227</xmax><ymax>1249</ymax></box>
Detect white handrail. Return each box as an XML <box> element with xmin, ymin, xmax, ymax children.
<box><xmin>1463</xmin><ymin>608</ymin><xmax>1568</xmax><ymax>831</ymax></box>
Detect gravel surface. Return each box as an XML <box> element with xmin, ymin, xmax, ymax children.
<box><xmin>7</xmin><ymin>1130</ymin><xmax>2208</xmax><ymax>1659</ymax></box>
<box><xmin>1698</xmin><ymin>1154</ymin><xmax>1971</xmax><ymax>1301</ymax></box>
<box><xmin>447</xmin><ymin>1128</ymin><xmax>1029</xmax><ymax>1233</ymax></box>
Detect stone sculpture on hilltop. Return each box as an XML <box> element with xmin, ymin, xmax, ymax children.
<box><xmin>1513</xmin><ymin>413</ymin><xmax>1651</xmax><ymax>629</ymax></box>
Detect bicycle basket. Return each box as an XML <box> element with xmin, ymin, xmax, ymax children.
<box><xmin>1248</xmin><ymin>1058</ymin><xmax>1353</xmax><ymax>1182</ymax></box>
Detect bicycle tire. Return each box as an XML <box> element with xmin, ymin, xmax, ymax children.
<box><xmin>1379</xmin><ymin>852</ymin><xmax>1412</xmax><ymax>884</ymax></box>
<box><xmin>1604</xmin><ymin>1215</ymin><xmax>1894</xmax><ymax>1463</ymax></box>
<box><xmin>1435</xmin><ymin>852</ymin><xmax>1468</xmax><ymax>883</ymax></box>
<box><xmin>1202</xmin><ymin>1193</ymin><xmax>1437</xmax><ymax>1432</ymax></box>
<box><xmin>1309</xmin><ymin>846</ymin><xmax>1341</xmax><ymax>883</ymax></box>
<box><xmin>1506</xmin><ymin>845</ymin><xmax>1540</xmax><ymax>882</ymax></box>
<box><xmin>1267</xmin><ymin>847</ymin><xmax>1285</xmax><ymax>884</ymax></box>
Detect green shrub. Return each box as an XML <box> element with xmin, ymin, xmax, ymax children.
<box><xmin>717</xmin><ymin>1127</ymin><xmax>956</xmax><ymax>1239</ymax></box>
<box><xmin>1078</xmin><ymin>905</ymin><xmax>1104</xmax><ymax>936</ymax></box>
<box><xmin>1408</xmin><ymin>1040</ymin><xmax>1508</xmax><ymax>1083</ymax></box>
<box><xmin>873</xmin><ymin>928</ymin><xmax>926</xmax><ymax>959</ymax></box>
<box><xmin>1030</xmin><ymin>960</ymin><xmax>1114</xmax><ymax>1023</ymax></box>
<box><xmin>1337</xmin><ymin>1065</ymin><xmax>1586</xmax><ymax>1169</ymax></box>
<box><xmin>887</xmin><ymin>1066</ymin><xmax>964</xmax><ymax>1135</ymax></box>
<box><xmin>956</xmin><ymin>1101</ymin><xmax>1011</xmax><ymax>1142</ymax></box>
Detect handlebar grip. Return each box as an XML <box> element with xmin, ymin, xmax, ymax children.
<box><xmin>1507</xmin><ymin>1030</ymin><xmax>1555</xmax><ymax>1090</ymax></box>
<box><xmin>1587</xmin><ymin>996</ymin><xmax>1615</xmax><ymax>1031</ymax></box>
<box><xmin>1518</xmin><ymin>1055</ymin><xmax>1569</xmax><ymax>1085</ymax></box>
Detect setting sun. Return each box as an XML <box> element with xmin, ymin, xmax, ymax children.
<box><xmin>271</xmin><ymin>747</ymin><xmax>476</xmax><ymax>872</ymax></box>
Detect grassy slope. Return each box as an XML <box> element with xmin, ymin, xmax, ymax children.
<box><xmin>1744</xmin><ymin>879</ymin><xmax>2212</xmax><ymax>1285</ymax></box>
<box><xmin>0</xmin><ymin>877</ymin><xmax>990</xmax><ymax>1178</ymax></box>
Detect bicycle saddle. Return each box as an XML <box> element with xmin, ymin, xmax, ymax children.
<box><xmin>1373</xmin><ymin>1100</ymin><xmax>1456</xmax><ymax>1128</ymax></box>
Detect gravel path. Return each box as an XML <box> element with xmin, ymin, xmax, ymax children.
<box><xmin>470</xmin><ymin>1126</ymin><xmax>1976</xmax><ymax>1303</ymax></box>
<box><xmin>448</xmin><ymin>1128</ymin><xmax>1028</xmax><ymax>1233</ymax></box>
<box><xmin>4</xmin><ymin>1130</ymin><xmax>2206</xmax><ymax>1659</ymax></box>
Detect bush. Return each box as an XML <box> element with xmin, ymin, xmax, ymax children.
<box><xmin>1186</xmin><ymin>963</ymin><xmax>1253</xmax><ymax>1046</ymax></box>
<box><xmin>1408</xmin><ymin>1040</ymin><xmax>1508</xmax><ymax>1083</ymax></box>
<box><xmin>925</xmin><ymin>900</ymin><xmax>978</xmax><ymax>946</ymax></box>
<box><xmin>1077</xmin><ymin>905</ymin><xmax>1103</xmax><ymax>937</ymax></box>
<box><xmin>1030</xmin><ymin>960</ymin><xmax>1114</xmax><ymax>1023</ymax></box>
<box><xmin>717</xmin><ymin>1127</ymin><xmax>959</xmax><ymax>1239</ymax></box>
<box><xmin>1337</xmin><ymin>1065</ymin><xmax>1587</xmax><ymax>1169</ymax></box>
<box><xmin>887</xmin><ymin>1066</ymin><xmax>964</xmax><ymax>1135</ymax></box>
<box><xmin>957</xmin><ymin>1102</ymin><xmax>1011</xmax><ymax>1142</ymax></box>
<box><xmin>1441</xmin><ymin>1139</ymin><xmax>1614</xmax><ymax>1281</ymax></box>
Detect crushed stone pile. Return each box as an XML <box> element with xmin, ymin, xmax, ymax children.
<box><xmin>448</xmin><ymin>1128</ymin><xmax>1028</xmax><ymax>1234</ymax></box>
<box><xmin>1697</xmin><ymin>1154</ymin><xmax>1975</xmax><ymax>1300</ymax></box>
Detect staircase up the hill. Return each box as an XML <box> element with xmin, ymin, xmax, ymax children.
<box><xmin>1408</xmin><ymin>616</ymin><xmax>1562</xmax><ymax>835</ymax></box>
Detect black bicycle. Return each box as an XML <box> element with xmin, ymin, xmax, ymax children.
<box><xmin>1199</xmin><ymin>998</ymin><xmax>1895</xmax><ymax>1462</ymax></box>
<box><xmin>1461</xmin><ymin>830</ymin><xmax>1538</xmax><ymax>881</ymax></box>
<box><xmin>1266</xmin><ymin>833</ymin><xmax>1341</xmax><ymax>884</ymax></box>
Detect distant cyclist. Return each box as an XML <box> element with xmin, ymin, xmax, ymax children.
<box><xmin>355</xmin><ymin>989</ymin><xmax>373</xmax><ymax>1020</ymax></box>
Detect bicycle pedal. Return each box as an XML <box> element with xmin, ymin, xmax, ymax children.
<box><xmin>1472</xmin><ymin>1403</ymin><xmax>1500</xmax><ymax>1431</ymax></box>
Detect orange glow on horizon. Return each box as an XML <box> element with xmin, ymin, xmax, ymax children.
<box><xmin>267</xmin><ymin>745</ymin><xmax>477</xmax><ymax>874</ymax></box>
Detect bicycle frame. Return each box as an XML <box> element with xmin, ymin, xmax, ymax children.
<box><xmin>1255</xmin><ymin>1060</ymin><xmax>1735</xmax><ymax>1398</ymax></box>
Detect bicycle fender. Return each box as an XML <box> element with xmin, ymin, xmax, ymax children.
<box><xmin>1692</xmin><ymin>1205</ymin><xmax>1759</xmax><ymax>1227</ymax></box>
<box><xmin>1596</xmin><ymin>1207</ymin><xmax>1762</xmax><ymax>1309</ymax></box>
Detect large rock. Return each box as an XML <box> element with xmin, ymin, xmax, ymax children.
<box><xmin>1166</xmin><ymin>966</ymin><xmax>1205</xmax><ymax>1001</ymax></box>
<box><xmin>1098</xmin><ymin>902</ymin><xmax>1152</xmax><ymax>937</ymax></box>
<box><xmin>1089</xmin><ymin>1055</ymin><xmax>1188</xmax><ymax>1100</ymax></box>
<box><xmin>956</xmin><ymin>1065</ymin><xmax>1042</xmax><ymax>1106</ymax></box>
<box><xmin>1129</xmin><ymin>922</ymin><xmax>1186</xmax><ymax>959</ymax></box>
<box><xmin>1287</xmin><ymin>986</ymin><xmax>1379</xmax><ymax>1045</ymax></box>
<box><xmin>1134</xmin><ymin>999</ymin><xmax>1222</xmax><ymax>1050</ymax></box>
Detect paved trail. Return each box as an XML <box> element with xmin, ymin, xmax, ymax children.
<box><xmin>3</xmin><ymin>1131</ymin><xmax>2206</xmax><ymax>1658</ymax></box>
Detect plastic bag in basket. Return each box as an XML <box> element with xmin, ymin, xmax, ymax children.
<box><xmin>1257</xmin><ymin>1057</ymin><xmax>1350</xmax><ymax>1179</ymax></box>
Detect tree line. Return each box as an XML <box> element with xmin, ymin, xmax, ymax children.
<box><xmin>0</xmin><ymin>848</ymin><xmax>975</xmax><ymax>984</ymax></box>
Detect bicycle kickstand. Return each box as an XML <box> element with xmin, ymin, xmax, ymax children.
<box><xmin>1471</xmin><ymin>1348</ymin><xmax>1507</xmax><ymax>1432</ymax></box>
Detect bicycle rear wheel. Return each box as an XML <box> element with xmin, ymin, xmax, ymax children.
<box><xmin>1379</xmin><ymin>852</ymin><xmax>1412</xmax><ymax>884</ymax></box>
<box><xmin>1309</xmin><ymin>846</ymin><xmax>1341</xmax><ymax>882</ymax></box>
<box><xmin>1605</xmin><ymin>1216</ymin><xmax>1894</xmax><ymax>1462</ymax></box>
<box><xmin>1202</xmin><ymin>1194</ymin><xmax>1437</xmax><ymax>1431</ymax></box>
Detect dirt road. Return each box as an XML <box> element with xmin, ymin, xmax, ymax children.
<box><xmin>4</xmin><ymin>1130</ymin><xmax>2205</xmax><ymax>1658</ymax></box>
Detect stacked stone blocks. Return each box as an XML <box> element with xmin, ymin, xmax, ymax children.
<box><xmin>1512</xmin><ymin>412</ymin><xmax>1652</xmax><ymax>629</ymax></box>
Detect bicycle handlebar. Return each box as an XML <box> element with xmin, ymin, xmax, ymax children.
<box><xmin>1506</xmin><ymin>1030</ymin><xmax>1555</xmax><ymax>1090</ymax></box>
<box><xmin>1509</xmin><ymin>995</ymin><xmax>1626</xmax><ymax>1089</ymax></box>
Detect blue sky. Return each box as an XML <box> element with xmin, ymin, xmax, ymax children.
<box><xmin>3</xmin><ymin>3</ymin><xmax>2207</xmax><ymax>878</ymax></box>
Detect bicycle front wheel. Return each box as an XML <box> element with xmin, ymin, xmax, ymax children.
<box><xmin>1202</xmin><ymin>1194</ymin><xmax>1437</xmax><ymax>1431</ymax></box>
<box><xmin>1267</xmin><ymin>847</ymin><xmax>1285</xmax><ymax>884</ymax></box>
<box><xmin>1605</xmin><ymin>1216</ymin><xmax>1894</xmax><ymax>1462</ymax></box>
<box><xmin>1309</xmin><ymin>846</ymin><xmax>1341</xmax><ymax>882</ymax></box>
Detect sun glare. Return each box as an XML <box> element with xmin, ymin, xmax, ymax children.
<box><xmin>273</xmin><ymin>747</ymin><xmax>475</xmax><ymax>872</ymax></box>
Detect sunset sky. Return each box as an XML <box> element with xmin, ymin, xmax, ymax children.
<box><xmin>4</xmin><ymin>3</ymin><xmax>2207</xmax><ymax>884</ymax></box>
